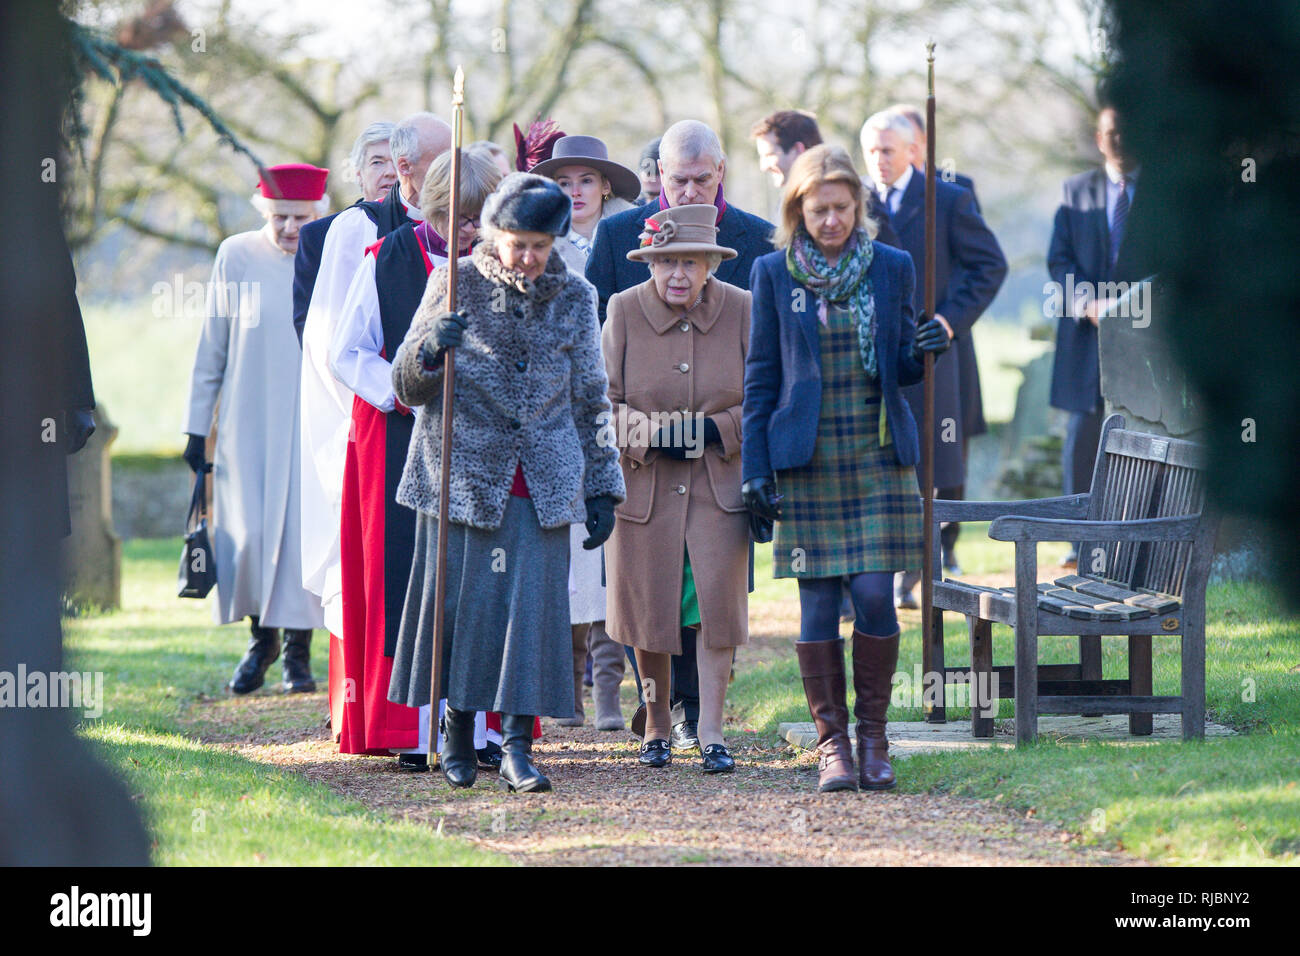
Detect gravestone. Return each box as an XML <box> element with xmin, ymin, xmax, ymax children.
<box><xmin>1099</xmin><ymin>280</ymin><xmax>1203</xmax><ymax>440</ymax></box>
<box><xmin>61</xmin><ymin>404</ymin><xmax>122</xmax><ymax>609</ymax></box>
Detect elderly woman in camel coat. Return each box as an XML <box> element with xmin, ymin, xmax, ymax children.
<box><xmin>602</xmin><ymin>203</ymin><xmax>750</xmax><ymax>774</ymax></box>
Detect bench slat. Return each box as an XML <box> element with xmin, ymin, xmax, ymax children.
<box><xmin>1052</xmin><ymin>574</ymin><xmax>1181</xmax><ymax>614</ymax></box>
<box><xmin>1037</xmin><ymin>583</ymin><xmax>1153</xmax><ymax>620</ymax></box>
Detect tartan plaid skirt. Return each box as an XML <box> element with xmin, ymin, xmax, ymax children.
<box><xmin>772</xmin><ymin>304</ymin><xmax>923</xmax><ymax>578</ymax></box>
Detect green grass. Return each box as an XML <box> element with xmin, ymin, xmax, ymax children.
<box><xmin>84</xmin><ymin>299</ymin><xmax>202</xmax><ymax>456</ymax></box>
<box><xmin>731</xmin><ymin>525</ymin><xmax>1300</xmax><ymax>865</ymax></box>
<box><xmin>64</xmin><ymin>538</ymin><xmax>504</xmax><ymax>866</ymax></box>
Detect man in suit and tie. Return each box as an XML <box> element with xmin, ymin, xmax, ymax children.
<box><xmin>860</xmin><ymin>108</ymin><xmax>1007</xmax><ymax>608</ymax></box>
<box><xmin>1047</xmin><ymin>105</ymin><xmax>1142</xmax><ymax>566</ymax></box>
<box><xmin>895</xmin><ymin>103</ymin><xmax>982</xmax><ymax>574</ymax></box>
<box><xmin>585</xmin><ymin>119</ymin><xmax>773</xmax><ymax>751</ymax></box>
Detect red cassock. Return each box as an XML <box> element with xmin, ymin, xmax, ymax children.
<box><xmin>332</xmin><ymin>231</ymin><xmax>431</xmax><ymax>754</ymax></box>
<box><xmin>336</xmin><ymin>391</ymin><xmax>420</xmax><ymax>753</ymax></box>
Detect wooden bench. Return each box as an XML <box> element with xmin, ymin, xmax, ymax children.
<box><xmin>925</xmin><ymin>415</ymin><xmax>1219</xmax><ymax>745</ymax></box>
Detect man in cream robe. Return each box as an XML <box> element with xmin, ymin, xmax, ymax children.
<box><xmin>184</xmin><ymin>163</ymin><xmax>328</xmax><ymax>694</ymax></box>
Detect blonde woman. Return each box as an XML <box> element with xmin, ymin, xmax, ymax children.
<box><xmin>742</xmin><ymin>145</ymin><xmax>950</xmax><ymax>792</ymax></box>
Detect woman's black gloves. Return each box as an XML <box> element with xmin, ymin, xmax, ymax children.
<box><xmin>911</xmin><ymin>314</ymin><xmax>952</xmax><ymax>361</ymax></box>
<box><xmin>419</xmin><ymin>310</ymin><xmax>470</xmax><ymax>369</ymax></box>
<box><xmin>742</xmin><ymin>477</ymin><xmax>782</xmax><ymax>520</ymax></box>
<box><xmin>583</xmin><ymin>495</ymin><xmax>617</xmax><ymax>550</ymax></box>
<box><xmin>741</xmin><ymin>476</ymin><xmax>781</xmax><ymax>543</ymax></box>
<box><xmin>653</xmin><ymin>416</ymin><xmax>721</xmax><ymax>460</ymax></box>
<box><xmin>183</xmin><ymin>433</ymin><xmax>209</xmax><ymax>473</ymax></box>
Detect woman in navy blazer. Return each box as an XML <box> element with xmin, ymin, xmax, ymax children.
<box><xmin>741</xmin><ymin>145</ymin><xmax>949</xmax><ymax>794</ymax></box>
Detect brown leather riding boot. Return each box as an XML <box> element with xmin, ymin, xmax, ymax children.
<box><xmin>795</xmin><ymin>638</ymin><xmax>858</xmax><ymax>792</ymax></box>
<box><xmin>852</xmin><ymin>629</ymin><xmax>900</xmax><ymax>790</ymax></box>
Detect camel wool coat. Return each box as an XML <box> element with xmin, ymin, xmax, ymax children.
<box><xmin>601</xmin><ymin>275</ymin><xmax>751</xmax><ymax>654</ymax></box>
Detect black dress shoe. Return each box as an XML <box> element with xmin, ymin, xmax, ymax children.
<box><xmin>227</xmin><ymin>618</ymin><xmax>281</xmax><ymax>695</ymax></box>
<box><xmin>670</xmin><ymin>720</ymin><xmax>699</xmax><ymax>751</ymax></box>
<box><xmin>396</xmin><ymin>753</ymin><xmax>428</xmax><ymax>772</ymax></box>
<box><xmin>476</xmin><ymin>741</ymin><xmax>503</xmax><ymax>770</ymax></box>
<box><xmin>638</xmin><ymin>738</ymin><xmax>671</xmax><ymax>767</ymax></box>
<box><xmin>701</xmin><ymin>743</ymin><xmax>735</xmax><ymax>773</ymax></box>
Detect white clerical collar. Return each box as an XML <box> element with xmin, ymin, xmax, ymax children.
<box><xmin>399</xmin><ymin>187</ymin><xmax>425</xmax><ymax>221</ymax></box>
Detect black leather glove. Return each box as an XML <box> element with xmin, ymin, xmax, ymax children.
<box><xmin>911</xmin><ymin>314</ymin><xmax>952</xmax><ymax>361</ymax></box>
<box><xmin>748</xmin><ymin>511</ymin><xmax>775</xmax><ymax>544</ymax></box>
<box><xmin>183</xmin><ymin>433</ymin><xmax>209</xmax><ymax>473</ymax></box>
<box><xmin>582</xmin><ymin>495</ymin><xmax>617</xmax><ymax>550</ymax></box>
<box><xmin>742</xmin><ymin>476</ymin><xmax>782</xmax><ymax>521</ymax></box>
<box><xmin>64</xmin><ymin>407</ymin><xmax>96</xmax><ymax>455</ymax></box>
<box><xmin>653</xmin><ymin>416</ymin><xmax>719</xmax><ymax>460</ymax></box>
<box><xmin>419</xmin><ymin>310</ymin><xmax>469</xmax><ymax>369</ymax></box>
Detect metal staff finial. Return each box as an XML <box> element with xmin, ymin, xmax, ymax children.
<box><xmin>453</xmin><ymin>65</ymin><xmax>465</xmax><ymax>105</ymax></box>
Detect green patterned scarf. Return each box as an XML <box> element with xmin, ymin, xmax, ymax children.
<box><xmin>786</xmin><ymin>227</ymin><xmax>878</xmax><ymax>380</ymax></box>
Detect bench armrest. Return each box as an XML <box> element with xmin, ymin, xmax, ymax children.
<box><xmin>988</xmin><ymin>514</ymin><xmax>1201</xmax><ymax>543</ymax></box>
<box><xmin>932</xmin><ymin>494</ymin><xmax>1090</xmax><ymax>523</ymax></box>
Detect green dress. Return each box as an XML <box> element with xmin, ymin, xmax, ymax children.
<box><xmin>772</xmin><ymin>302</ymin><xmax>923</xmax><ymax>578</ymax></box>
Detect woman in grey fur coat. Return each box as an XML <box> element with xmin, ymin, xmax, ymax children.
<box><xmin>388</xmin><ymin>173</ymin><xmax>625</xmax><ymax>794</ymax></box>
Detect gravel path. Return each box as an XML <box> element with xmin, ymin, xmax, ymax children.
<box><xmin>187</xmin><ymin>691</ymin><xmax>1140</xmax><ymax>867</ymax></box>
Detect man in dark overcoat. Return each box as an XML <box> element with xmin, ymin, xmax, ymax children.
<box><xmin>861</xmin><ymin>108</ymin><xmax>1007</xmax><ymax>607</ymax></box>
<box><xmin>1046</xmin><ymin>105</ymin><xmax>1144</xmax><ymax>566</ymax></box>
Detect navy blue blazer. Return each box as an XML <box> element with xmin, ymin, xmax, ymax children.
<box><xmin>742</xmin><ymin>243</ymin><xmax>925</xmax><ymax>482</ymax></box>
<box><xmin>585</xmin><ymin>199</ymin><xmax>774</xmax><ymax>322</ymax></box>
<box><xmin>1046</xmin><ymin>168</ymin><xmax>1142</xmax><ymax>413</ymax></box>
<box><xmin>882</xmin><ymin>169</ymin><xmax>1006</xmax><ymax>488</ymax></box>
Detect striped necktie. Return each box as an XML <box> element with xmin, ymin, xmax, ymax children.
<box><xmin>1110</xmin><ymin>176</ymin><xmax>1130</xmax><ymax>269</ymax></box>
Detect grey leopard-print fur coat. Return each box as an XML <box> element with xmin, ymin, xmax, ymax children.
<box><xmin>393</xmin><ymin>241</ymin><xmax>625</xmax><ymax>529</ymax></box>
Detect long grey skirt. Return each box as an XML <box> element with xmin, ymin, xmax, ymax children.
<box><xmin>388</xmin><ymin>494</ymin><xmax>574</xmax><ymax>718</ymax></box>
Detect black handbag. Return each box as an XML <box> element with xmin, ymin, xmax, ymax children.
<box><xmin>178</xmin><ymin>469</ymin><xmax>217</xmax><ymax>598</ymax></box>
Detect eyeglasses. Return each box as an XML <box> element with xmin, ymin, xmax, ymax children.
<box><xmin>458</xmin><ymin>215</ymin><xmax>481</xmax><ymax>229</ymax></box>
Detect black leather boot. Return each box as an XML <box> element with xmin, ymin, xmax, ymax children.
<box><xmin>498</xmin><ymin>714</ymin><xmax>550</xmax><ymax>793</ymax></box>
<box><xmin>227</xmin><ymin>617</ymin><xmax>281</xmax><ymax>694</ymax></box>
<box><xmin>440</xmin><ymin>705</ymin><xmax>478</xmax><ymax>789</ymax></box>
<box><xmin>281</xmin><ymin>629</ymin><xmax>316</xmax><ymax>693</ymax></box>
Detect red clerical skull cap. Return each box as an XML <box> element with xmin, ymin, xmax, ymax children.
<box><xmin>258</xmin><ymin>163</ymin><xmax>329</xmax><ymax>201</ymax></box>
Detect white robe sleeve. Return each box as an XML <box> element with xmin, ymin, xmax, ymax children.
<box><xmin>183</xmin><ymin>241</ymin><xmax>234</xmax><ymax>435</ymax></box>
<box><xmin>328</xmin><ymin>253</ymin><xmax>395</xmax><ymax>412</ymax></box>
<box><xmin>298</xmin><ymin>208</ymin><xmax>377</xmax><ymax>609</ymax></box>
